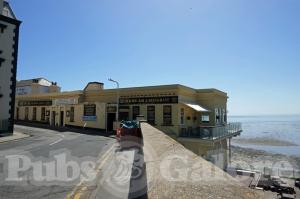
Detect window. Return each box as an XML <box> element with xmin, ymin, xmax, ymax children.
<box><xmin>223</xmin><ymin>109</ymin><xmax>227</xmax><ymax>123</ymax></box>
<box><xmin>215</xmin><ymin>108</ymin><xmax>220</xmax><ymax>124</ymax></box>
<box><xmin>41</xmin><ymin>107</ymin><xmax>46</xmax><ymax>121</ymax></box>
<box><xmin>32</xmin><ymin>107</ymin><xmax>37</xmax><ymax>121</ymax></box>
<box><xmin>180</xmin><ymin>108</ymin><xmax>184</xmax><ymax>125</ymax></box>
<box><xmin>25</xmin><ymin>107</ymin><xmax>29</xmax><ymax>120</ymax></box>
<box><xmin>132</xmin><ymin>106</ymin><xmax>140</xmax><ymax>120</ymax></box>
<box><xmin>202</xmin><ymin>115</ymin><xmax>210</xmax><ymax>123</ymax></box>
<box><xmin>70</xmin><ymin>107</ymin><xmax>75</xmax><ymax>122</ymax></box>
<box><xmin>163</xmin><ymin>105</ymin><xmax>172</xmax><ymax>126</ymax></box>
<box><xmin>84</xmin><ymin>104</ymin><xmax>96</xmax><ymax>116</ymax></box>
<box><xmin>147</xmin><ymin>106</ymin><xmax>155</xmax><ymax>125</ymax></box>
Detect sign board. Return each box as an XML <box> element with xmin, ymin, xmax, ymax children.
<box><xmin>18</xmin><ymin>100</ymin><xmax>52</xmax><ymax>106</ymax></box>
<box><xmin>82</xmin><ymin>116</ymin><xmax>97</xmax><ymax>121</ymax></box>
<box><xmin>54</xmin><ymin>98</ymin><xmax>78</xmax><ymax>105</ymax></box>
<box><xmin>84</xmin><ymin>104</ymin><xmax>96</xmax><ymax>116</ymax></box>
<box><xmin>119</xmin><ymin>96</ymin><xmax>178</xmax><ymax>105</ymax></box>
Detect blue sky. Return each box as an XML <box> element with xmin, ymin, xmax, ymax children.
<box><xmin>8</xmin><ymin>0</ymin><xmax>300</xmax><ymax>115</ymax></box>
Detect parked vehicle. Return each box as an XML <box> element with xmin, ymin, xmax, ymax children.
<box><xmin>295</xmin><ymin>178</ymin><xmax>300</xmax><ymax>189</ymax></box>
<box><xmin>116</xmin><ymin>121</ymin><xmax>143</xmax><ymax>149</ymax></box>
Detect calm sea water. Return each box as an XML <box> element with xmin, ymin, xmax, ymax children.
<box><xmin>228</xmin><ymin>115</ymin><xmax>300</xmax><ymax>156</ymax></box>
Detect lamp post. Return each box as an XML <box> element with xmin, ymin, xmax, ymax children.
<box><xmin>108</xmin><ymin>78</ymin><xmax>119</xmax><ymax>122</ymax></box>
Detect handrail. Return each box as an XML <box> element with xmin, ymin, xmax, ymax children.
<box><xmin>179</xmin><ymin>122</ymin><xmax>242</xmax><ymax>140</ymax></box>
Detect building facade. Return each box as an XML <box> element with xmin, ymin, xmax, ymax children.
<box><xmin>15</xmin><ymin>80</ymin><xmax>242</xmax><ymax>168</ymax></box>
<box><xmin>0</xmin><ymin>0</ymin><xmax>21</xmax><ymax>136</ymax></box>
<box><xmin>16</xmin><ymin>78</ymin><xmax>61</xmax><ymax>96</ymax></box>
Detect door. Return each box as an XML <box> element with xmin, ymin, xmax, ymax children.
<box><xmin>51</xmin><ymin>111</ymin><xmax>56</xmax><ymax>126</ymax></box>
<box><xmin>16</xmin><ymin>108</ymin><xmax>19</xmax><ymax>120</ymax></box>
<box><xmin>119</xmin><ymin>112</ymin><xmax>129</xmax><ymax>121</ymax></box>
<box><xmin>60</xmin><ymin>111</ymin><xmax>64</xmax><ymax>127</ymax></box>
<box><xmin>107</xmin><ymin>113</ymin><xmax>116</xmax><ymax>131</ymax></box>
<box><xmin>25</xmin><ymin>107</ymin><xmax>29</xmax><ymax>120</ymax></box>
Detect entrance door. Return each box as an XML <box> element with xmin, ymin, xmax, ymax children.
<box><xmin>16</xmin><ymin>108</ymin><xmax>19</xmax><ymax>120</ymax></box>
<box><xmin>60</xmin><ymin>111</ymin><xmax>64</xmax><ymax>127</ymax></box>
<box><xmin>107</xmin><ymin>113</ymin><xmax>116</xmax><ymax>131</ymax></box>
<box><xmin>51</xmin><ymin>111</ymin><xmax>56</xmax><ymax>126</ymax></box>
<box><xmin>25</xmin><ymin>107</ymin><xmax>29</xmax><ymax>120</ymax></box>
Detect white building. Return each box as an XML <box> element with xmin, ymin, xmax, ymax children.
<box><xmin>0</xmin><ymin>0</ymin><xmax>21</xmax><ymax>136</ymax></box>
<box><xmin>16</xmin><ymin>78</ymin><xmax>61</xmax><ymax>96</ymax></box>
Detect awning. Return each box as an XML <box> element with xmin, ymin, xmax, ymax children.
<box><xmin>182</xmin><ymin>103</ymin><xmax>210</xmax><ymax>112</ymax></box>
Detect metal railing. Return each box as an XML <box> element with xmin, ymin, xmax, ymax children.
<box><xmin>179</xmin><ymin>122</ymin><xmax>242</xmax><ymax>140</ymax></box>
<box><xmin>0</xmin><ymin>119</ymin><xmax>10</xmax><ymax>134</ymax></box>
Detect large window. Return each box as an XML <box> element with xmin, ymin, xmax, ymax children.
<box><xmin>132</xmin><ymin>106</ymin><xmax>140</xmax><ymax>120</ymax></box>
<box><xmin>147</xmin><ymin>106</ymin><xmax>155</xmax><ymax>125</ymax></box>
<box><xmin>70</xmin><ymin>107</ymin><xmax>75</xmax><ymax>122</ymax></box>
<box><xmin>215</xmin><ymin>108</ymin><xmax>220</xmax><ymax>124</ymax></box>
<box><xmin>163</xmin><ymin>105</ymin><xmax>172</xmax><ymax>126</ymax></box>
<box><xmin>25</xmin><ymin>107</ymin><xmax>29</xmax><ymax>120</ymax></box>
<box><xmin>32</xmin><ymin>107</ymin><xmax>37</xmax><ymax>121</ymax></box>
<box><xmin>201</xmin><ymin>115</ymin><xmax>210</xmax><ymax>123</ymax></box>
<box><xmin>41</xmin><ymin>107</ymin><xmax>46</xmax><ymax>121</ymax></box>
<box><xmin>84</xmin><ymin>104</ymin><xmax>96</xmax><ymax>116</ymax></box>
<box><xmin>180</xmin><ymin>108</ymin><xmax>184</xmax><ymax>125</ymax></box>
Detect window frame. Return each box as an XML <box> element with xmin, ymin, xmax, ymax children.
<box><xmin>147</xmin><ymin>105</ymin><xmax>155</xmax><ymax>125</ymax></box>
<box><xmin>163</xmin><ymin>105</ymin><xmax>172</xmax><ymax>126</ymax></box>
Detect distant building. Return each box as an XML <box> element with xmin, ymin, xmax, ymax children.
<box><xmin>16</xmin><ymin>78</ymin><xmax>61</xmax><ymax>95</ymax></box>
<box><xmin>0</xmin><ymin>0</ymin><xmax>21</xmax><ymax>136</ymax></box>
<box><xmin>15</xmin><ymin>80</ymin><xmax>242</xmax><ymax>169</ymax></box>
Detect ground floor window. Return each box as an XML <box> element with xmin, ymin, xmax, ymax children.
<box><xmin>201</xmin><ymin>115</ymin><xmax>210</xmax><ymax>123</ymax></box>
<box><xmin>163</xmin><ymin>105</ymin><xmax>172</xmax><ymax>125</ymax></box>
<box><xmin>25</xmin><ymin>107</ymin><xmax>29</xmax><ymax>120</ymax></box>
<box><xmin>180</xmin><ymin>108</ymin><xmax>184</xmax><ymax>125</ymax></box>
<box><xmin>70</xmin><ymin>107</ymin><xmax>75</xmax><ymax>122</ymax></box>
<box><xmin>84</xmin><ymin>104</ymin><xmax>96</xmax><ymax>116</ymax></box>
<box><xmin>147</xmin><ymin>106</ymin><xmax>155</xmax><ymax>125</ymax></box>
<box><xmin>32</xmin><ymin>107</ymin><xmax>37</xmax><ymax>121</ymax></box>
<box><xmin>215</xmin><ymin>108</ymin><xmax>220</xmax><ymax>124</ymax></box>
<box><xmin>41</xmin><ymin>107</ymin><xmax>46</xmax><ymax>121</ymax></box>
<box><xmin>132</xmin><ymin>106</ymin><xmax>140</xmax><ymax>120</ymax></box>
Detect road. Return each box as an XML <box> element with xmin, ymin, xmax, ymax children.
<box><xmin>0</xmin><ymin>125</ymin><xmax>116</xmax><ymax>199</ymax></box>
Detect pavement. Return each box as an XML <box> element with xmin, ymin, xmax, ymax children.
<box><xmin>0</xmin><ymin>125</ymin><xmax>115</xmax><ymax>199</ymax></box>
<box><xmin>0</xmin><ymin>131</ymin><xmax>30</xmax><ymax>143</ymax></box>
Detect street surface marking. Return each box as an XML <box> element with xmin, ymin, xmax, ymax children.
<box><xmin>65</xmin><ymin>143</ymin><xmax>116</xmax><ymax>199</ymax></box>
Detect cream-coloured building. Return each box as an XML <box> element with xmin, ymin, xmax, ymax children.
<box><xmin>16</xmin><ymin>78</ymin><xmax>61</xmax><ymax>95</ymax></box>
<box><xmin>0</xmin><ymin>0</ymin><xmax>21</xmax><ymax>136</ymax></box>
<box><xmin>15</xmin><ymin>80</ymin><xmax>242</xmax><ymax>169</ymax></box>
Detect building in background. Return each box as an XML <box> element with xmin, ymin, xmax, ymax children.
<box><xmin>16</xmin><ymin>78</ymin><xmax>61</xmax><ymax>95</ymax></box>
<box><xmin>15</xmin><ymin>80</ymin><xmax>242</xmax><ymax>169</ymax></box>
<box><xmin>0</xmin><ymin>0</ymin><xmax>21</xmax><ymax>136</ymax></box>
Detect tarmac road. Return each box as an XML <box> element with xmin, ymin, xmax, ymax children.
<box><xmin>0</xmin><ymin>125</ymin><xmax>115</xmax><ymax>199</ymax></box>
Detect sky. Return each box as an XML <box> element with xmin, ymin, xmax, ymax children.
<box><xmin>7</xmin><ymin>0</ymin><xmax>300</xmax><ymax>116</ymax></box>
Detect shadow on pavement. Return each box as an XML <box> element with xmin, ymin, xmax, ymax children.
<box><xmin>15</xmin><ymin>121</ymin><xmax>114</xmax><ymax>137</ymax></box>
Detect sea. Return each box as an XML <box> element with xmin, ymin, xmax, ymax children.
<box><xmin>228</xmin><ymin>115</ymin><xmax>300</xmax><ymax>157</ymax></box>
